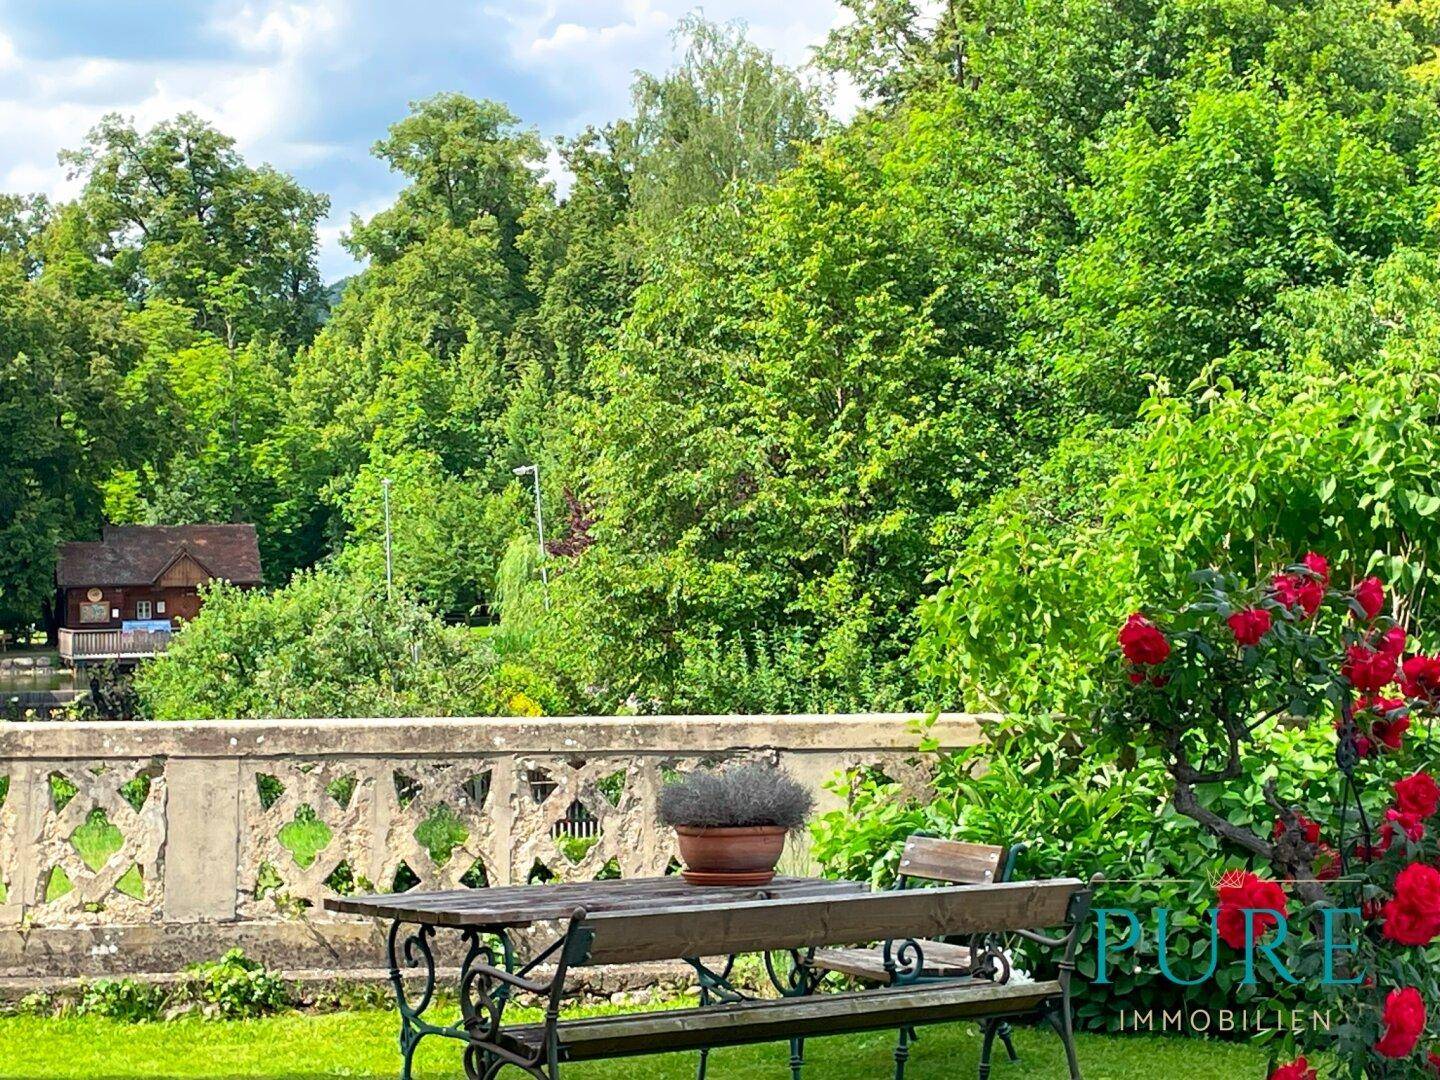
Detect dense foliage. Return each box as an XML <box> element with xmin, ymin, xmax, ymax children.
<box><xmin>5</xmin><ymin>0</ymin><xmax>1440</xmax><ymax>726</ymax></box>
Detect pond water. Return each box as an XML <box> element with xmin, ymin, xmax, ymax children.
<box><xmin>0</xmin><ymin>663</ymin><xmax>82</xmax><ymax>693</ymax></box>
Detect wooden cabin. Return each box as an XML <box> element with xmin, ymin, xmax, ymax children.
<box><xmin>54</xmin><ymin>524</ymin><xmax>263</xmax><ymax>664</ymax></box>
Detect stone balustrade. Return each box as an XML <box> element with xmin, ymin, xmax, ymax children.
<box><xmin>0</xmin><ymin>713</ymin><xmax>983</xmax><ymax>979</ymax></box>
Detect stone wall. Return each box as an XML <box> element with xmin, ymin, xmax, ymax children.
<box><xmin>0</xmin><ymin>713</ymin><xmax>983</xmax><ymax>979</ymax></box>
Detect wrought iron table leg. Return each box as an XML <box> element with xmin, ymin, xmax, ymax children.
<box><xmin>893</xmin><ymin>1025</ymin><xmax>911</xmax><ymax>1080</ymax></box>
<box><xmin>387</xmin><ymin>920</ymin><xmax>440</xmax><ymax>1080</ymax></box>
<box><xmin>789</xmin><ymin>1035</ymin><xmax>805</xmax><ymax>1080</ymax></box>
<box><xmin>978</xmin><ymin>1019</ymin><xmax>1000</xmax><ymax>1080</ymax></box>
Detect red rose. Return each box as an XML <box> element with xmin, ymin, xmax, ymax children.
<box><xmin>1358</xmin><ymin>695</ymin><xmax>1411</xmax><ymax>752</ymax></box>
<box><xmin>1227</xmin><ymin>608</ymin><xmax>1272</xmax><ymax>646</ymax></box>
<box><xmin>1344</xmin><ymin>644</ymin><xmax>1397</xmax><ymax>693</ymax></box>
<box><xmin>1119</xmin><ymin>613</ymin><xmax>1170</xmax><ymax>666</ymax></box>
<box><xmin>1273</xmin><ymin>573</ymin><xmax>1325</xmax><ymax>616</ymax></box>
<box><xmin>1429</xmin><ymin>1049</ymin><xmax>1440</xmax><ymax>1075</ymax></box>
<box><xmin>1303</xmin><ymin>551</ymin><xmax>1331</xmax><ymax>583</ymax></box>
<box><xmin>1356</xmin><ymin>576</ymin><xmax>1385</xmax><ymax>620</ymax></box>
<box><xmin>1382</xmin><ymin>863</ymin><xmax>1440</xmax><ymax>946</ymax></box>
<box><xmin>1402</xmin><ymin>654</ymin><xmax>1440</xmax><ymax>699</ymax></box>
<box><xmin>1397</xmin><ymin>772</ymin><xmax>1440</xmax><ymax>819</ymax></box>
<box><xmin>1216</xmin><ymin>870</ymin><xmax>1288</xmax><ymax>950</ymax></box>
<box><xmin>1381</xmin><ymin>626</ymin><xmax>1408</xmax><ymax>658</ymax></box>
<box><xmin>1385</xmin><ymin>809</ymin><xmax>1426</xmax><ymax>845</ymax></box>
<box><xmin>1268</xmin><ymin>1058</ymin><xmax>1316</xmax><ymax>1080</ymax></box>
<box><xmin>1376</xmin><ymin>986</ymin><xmax>1427</xmax><ymax>1059</ymax></box>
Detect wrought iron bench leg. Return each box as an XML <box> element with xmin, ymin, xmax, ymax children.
<box><xmin>893</xmin><ymin>1025</ymin><xmax>911</xmax><ymax>1080</ymax></box>
<box><xmin>696</xmin><ymin>1047</ymin><xmax>710</xmax><ymax>1080</ymax></box>
<box><xmin>1046</xmin><ymin>1004</ymin><xmax>1082</xmax><ymax>1079</ymax></box>
<box><xmin>790</xmin><ymin>1036</ymin><xmax>806</xmax><ymax>1080</ymax></box>
<box><xmin>999</xmin><ymin>1021</ymin><xmax>1018</xmax><ymax>1062</ymax></box>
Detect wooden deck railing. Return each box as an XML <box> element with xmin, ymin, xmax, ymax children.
<box><xmin>57</xmin><ymin>627</ymin><xmax>172</xmax><ymax>663</ymax></box>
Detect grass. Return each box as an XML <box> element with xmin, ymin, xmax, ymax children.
<box><xmin>0</xmin><ymin>1003</ymin><xmax>1272</xmax><ymax>1079</ymax></box>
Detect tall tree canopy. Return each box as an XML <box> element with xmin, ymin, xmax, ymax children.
<box><xmin>61</xmin><ymin>113</ymin><xmax>329</xmax><ymax>347</ymax></box>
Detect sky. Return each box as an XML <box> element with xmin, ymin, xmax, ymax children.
<box><xmin>0</xmin><ymin>0</ymin><xmax>851</xmax><ymax>280</ymax></box>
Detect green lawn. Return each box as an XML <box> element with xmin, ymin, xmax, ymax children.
<box><xmin>0</xmin><ymin>1006</ymin><xmax>1271</xmax><ymax>1079</ymax></box>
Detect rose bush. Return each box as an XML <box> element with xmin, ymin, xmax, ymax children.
<box><xmin>1111</xmin><ymin>555</ymin><xmax>1440</xmax><ymax>1077</ymax></box>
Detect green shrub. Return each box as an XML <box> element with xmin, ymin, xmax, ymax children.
<box><xmin>77</xmin><ymin>978</ymin><xmax>169</xmax><ymax>1022</ymax></box>
<box><xmin>185</xmin><ymin>949</ymin><xmax>289</xmax><ymax>1019</ymax></box>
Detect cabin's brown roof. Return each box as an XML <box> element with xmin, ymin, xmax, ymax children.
<box><xmin>56</xmin><ymin>525</ymin><xmax>264</xmax><ymax>588</ymax></box>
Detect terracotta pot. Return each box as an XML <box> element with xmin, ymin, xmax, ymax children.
<box><xmin>674</xmin><ymin>824</ymin><xmax>788</xmax><ymax>886</ymax></box>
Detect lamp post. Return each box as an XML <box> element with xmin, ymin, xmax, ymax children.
<box><xmin>513</xmin><ymin>464</ymin><xmax>549</xmax><ymax>609</ymax></box>
<box><xmin>381</xmin><ymin>477</ymin><xmax>393</xmax><ymax>601</ymax></box>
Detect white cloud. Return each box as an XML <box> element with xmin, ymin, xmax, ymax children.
<box><xmin>0</xmin><ymin>0</ymin><xmax>847</xmax><ymax>280</ymax></box>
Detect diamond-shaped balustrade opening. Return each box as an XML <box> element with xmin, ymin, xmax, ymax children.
<box><xmin>527</xmin><ymin>860</ymin><xmax>555</xmax><ymax>885</ymax></box>
<box><xmin>414</xmin><ymin>804</ymin><xmax>468</xmax><ymax>868</ymax></box>
<box><xmin>256</xmin><ymin>773</ymin><xmax>285</xmax><ymax>810</ymax></box>
<box><xmin>462</xmin><ymin>771</ymin><xmax>491</xmax><ymax>810</ymax></box>
<box><xmin>324</xmin><ymin>860</ymin><xmax>364</xmax><ymax>895</ymax></box>
<box><xmin>594</xmin><ymin>858</ymin><xmax>621</xmax><ymax>881</ymax></box>
<box><xmin>393</xmin><ymin>771</ymin><xmax>422</xmax><ymax>808</ymax></box>
<box><xmin>277</xmin><ymin>804</ymin><xmax>333</xmax><ymax>869</ymax></box>
<box><xmin>460</xmin><ymin>858</ymin><xmax>489</xmax><ymax>889</ymax></box>
<box><xmin>114</xmin><ymin>864</ymin><xmax>144</xmax><ymax>900</ymax></box>
<box><xmin>45</xmin><ymin>866</ymin><xmax>72</xmax><ymax>902</ymax></box>
<box><xmin>71</xmin><ymin>807</ymin><xmax>123</xmax><ymax>872</ymax></box>
<box><xmin>392</xmin><ymin>861</ymin><xmax>421</xmax><ymax>893</ymax></box>
<box><xmin>119</xmin><ymin>772</ymin><xmax>151</xmax><ymax>813</ymax></box>
<box><xmin>0</xmin><ymin>775</ymin><xmax>9</xmax><ymax>811</ymax></box>
<box><xmin>664</xmin><ymin>857</ymin><xmax>683</xmax><ymax>877</ymax></box>
<box><xmin>597</xmin><ymin>771</ymin><xmax>626</xmax><ymax>808</ymax></box>
<box><xmin>49</xmin><ymin>772</ymin><xmax>78</xmax><ymax>812</ymax></box>
<box><xmin>527</xmin><ymin>769</ymin><xmax>556</xmax><ymax>804</ymax></box>
<box><xmin>326</xmin><ymin>774</ymin><xmax>358</xmax><ymax>810</ymax></box>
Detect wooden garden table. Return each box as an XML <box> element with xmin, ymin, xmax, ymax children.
<box><xmin>326</xmin><ymin>875</ymin><xmax>870</xmax><ymax>1077</ymax></box>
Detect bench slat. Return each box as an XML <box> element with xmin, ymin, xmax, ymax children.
<box><xmin>579</xmin><ymin>878</ymin><xmax>1083</xmax><ymax>965</ymax></box>
<box><xmin>900</xmin><ymin>837</ymin><xmax>1004</xmax><ymax>884</ymax></box>
<box><xmin>811</xmin><ymin>940</ymin><xmax>978</xmax><ymax>983</ymax></box>
<box><xmin>502</xmin><ymin>980</ymin><xmax>1060</xmax><ymax>1061</ymax></box>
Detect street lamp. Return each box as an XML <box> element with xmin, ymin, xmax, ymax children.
<box><xmin>513</xmin><ymin>464</ymin><xmax>550</xmax><ymax>609</ymax></box>
<box><xmin>381</xmin><ymin>477</ymin><xmax>393</xmax><ymax>601</ymax></box>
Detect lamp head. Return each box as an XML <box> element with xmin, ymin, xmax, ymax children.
<box><xmin>513</xmin><ymin>464</ymin><xmax>536</xmax><ymax>476</ymax></box>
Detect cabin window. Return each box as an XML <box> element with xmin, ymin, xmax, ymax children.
<box><xmin>135</xmin><ymin>600</ymin><xmax>152</xmax><ymax>620</ymax></box>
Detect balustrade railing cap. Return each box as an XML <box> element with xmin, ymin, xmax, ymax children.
<box><xmin>0</xmin><ymin>712</ymin><xmax>988</xmax><ymax>760</ymax></box>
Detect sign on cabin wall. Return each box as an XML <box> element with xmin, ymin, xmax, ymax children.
<box><xmin>79</xmin><ymin>602</ymin><xmax>108</xmax><ymax>624</ymax></box>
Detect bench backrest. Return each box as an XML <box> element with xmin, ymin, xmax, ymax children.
<box><xmin>899</xmin><ymin>836</ymin><xmax>1005</xmax><ymax>885</ymax></box>
<box><xmin>569</xmin><ymin>877</ymin><xmax>1089</xmax><ymax>966</ymax></box>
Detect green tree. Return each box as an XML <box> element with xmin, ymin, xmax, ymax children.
<box><xmin>0</xmin><ymin>262</ymin><xmax>134</xmax><ymax>635</ymax></box>
<box><xmin>346</xmin><ymin>94</ymin><xmax>547</xmax><ymax>310</ymax></box>
<box><xmin>60</xmin><ymin>113</ymin><xmax>329</xmax><ymax>347</ymax></box>
<box><xmin>627</xmin><ymin>16</ymin><xmax>825</xmax><ymax>230</ymax></box>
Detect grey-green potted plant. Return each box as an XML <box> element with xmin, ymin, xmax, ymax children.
<box><xmin>658</xmin><ymin>762</ymin><xmax>814</xmax><ymax>885</ymax></box>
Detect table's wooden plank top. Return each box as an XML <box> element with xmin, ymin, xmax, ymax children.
<box><xmin>324</xmin><ymin>875</ymin><xmax>869</xmax><ymax>928</ymax></box>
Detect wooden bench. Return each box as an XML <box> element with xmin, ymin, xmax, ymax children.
<box><xmin>458</xmin><ymin>876</ymin><xmax>1098</xmax><ymax>1080</ymax></box>
<box><xmin>811</xmin><ymin>835</ymin><xmax>1026</xmax><ymax>1078</ymax></box>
